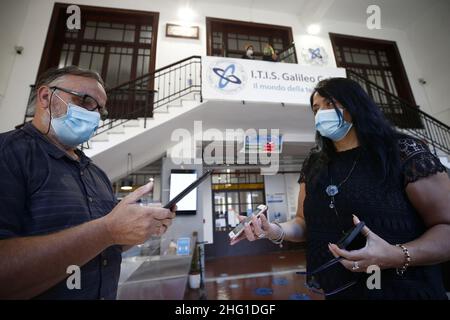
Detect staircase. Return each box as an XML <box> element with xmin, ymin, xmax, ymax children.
<box><xmin>88</xmin><ymin>56</ymin><xmax>202</xmax><ymax>137</ymax></box>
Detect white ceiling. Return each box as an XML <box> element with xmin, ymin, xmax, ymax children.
<box><xmin>197</xmin><ymin>0</ymin><xmax>445</xmax><ymax>30</ymax></box>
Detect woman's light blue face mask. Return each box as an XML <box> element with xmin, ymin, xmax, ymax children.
<box><xmin>314</xmin><ymin>107</ymin><xmax>353</xmax><ymax>142</ymax></box>
<box><xmin>49</xmin><ymin>92</ymin><xmax>100</xmax><ymax>147</ymax></box>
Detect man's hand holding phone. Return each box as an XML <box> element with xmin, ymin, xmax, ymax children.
<box><xmin>103</xmin><ymin>182</ymin><xmax>176</xmax><ymax>246</ymax></box>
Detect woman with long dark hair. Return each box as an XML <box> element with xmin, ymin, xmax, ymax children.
<box><xmin>231</xmin><ymin>77</ymin><xmax>450</xmax><ymax>299</ymax></box>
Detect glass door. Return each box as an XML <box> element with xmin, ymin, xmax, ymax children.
<box><xmin>211</xmin><ymin>170</ymin><xmax>265</xmax><ymax>235</ymax></box>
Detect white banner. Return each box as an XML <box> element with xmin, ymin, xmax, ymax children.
<box><xmin>202</xmin><ymin>56</ymin><xmax>346</xmax><ymax>105</ymax></box>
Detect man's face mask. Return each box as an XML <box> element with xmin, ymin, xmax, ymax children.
<box><xmin>315</xmin><ymin>107</ymin><xmax>353</xmax><ymax>141</ymax></box>
<box><xmin>49</xmin><ymin>91</ymin><xmax>100</xmax><ymax>147</ymax></box>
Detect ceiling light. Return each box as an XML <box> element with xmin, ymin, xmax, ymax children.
<box><xmin>178</xmin><ymin>6</ymin><xmax>196</xmax><ymax>23</ymax></box>
<box><xmin>307</xmin><ymin>24</ymin><xmax>321</xmax><ymax>35</ymax></box>
<box><xmin>120</xmin><ymin>178</ymin><xmax>133</xmax><ymax>191</ymax></box>
<box><xmin>121</xmin><ymin>153</ymin><xmax>134</xmax><ymax>191</ymax></box>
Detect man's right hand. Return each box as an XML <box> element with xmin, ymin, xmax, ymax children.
<box><xmin>102</xmin><ymin>182</ymin><xmax>176</xmax><ymax>246</ymax></box>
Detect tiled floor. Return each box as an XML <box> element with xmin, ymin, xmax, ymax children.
<box><xmin>185</xmin><ymin>249</ymin><xmax>324</xmax><ymax>300</ymax></box>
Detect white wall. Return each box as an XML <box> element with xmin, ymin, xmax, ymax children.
<box><xmin>0</xmin><ymin>0</ymin><xmax>53</xmax><ymax>132</ymax></box>
<box><xmin>264</xmin><ymin>172</ymin><xmax>300</xmax><ymax>222</ymax></box>
<box><xmin>284</xmin><ymin>173</ymin><xmax>301</xmax><ymax>219</ymax></box>
<box><xmin>0</xmin><ymin>0</ymin><xmax>31</xmax><ymax>111</ymax></box>
<box><xmin>264</xmin><ymin>174</ymin><xmax>289</xmax><ymax>223</ymax></box>
<box><xmin>406</xmin><ymin>0</ymin><xmax>450</xmax><ymax>126</ymax></box>
<box><xmin>1</xmin><ymin>0</ymin><xmax>448</xmax><ymax>132</ymax></box>
<box><xmin>306</xmin><ymin>20</ymin><xmax>436</xmax><ymax>118</ymax></box>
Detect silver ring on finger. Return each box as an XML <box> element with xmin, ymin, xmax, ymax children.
<box><xmin>351</xmin><ymin>261</ymin><xmax>360</xmax><ymax>270</ymax></box>
<box><xmin>257</xmin><ymin>232</ymin><xmax>266</xmax><ymax>239</ymax></box>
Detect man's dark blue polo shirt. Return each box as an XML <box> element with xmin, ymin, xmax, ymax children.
<box><xmin>0</xmin><ymin>122</ymin><xmax>122</xmax><ymax>299</ymax></box>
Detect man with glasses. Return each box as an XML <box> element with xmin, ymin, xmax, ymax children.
<box><xmin>0</xmin><ymin>66</ymin><xmax>176</xmax><ymax>299</ymax></box>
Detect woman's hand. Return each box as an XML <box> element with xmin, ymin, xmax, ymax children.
<box><xmin>328</xmin><ymin>215</ymin><xmax>405</xmax><ymax>272</ymax></box>
<box><xmin>229</xmin><ymin>212</ymin><xmax>281</xmax><ymax>246</ymax></box>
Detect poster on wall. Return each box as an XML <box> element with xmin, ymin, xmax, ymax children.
<box><xmin>202</xmin><ymin>56</ymin><xmax>346</xmax><ymax>105</ymax></box>
<box><xmin>266</xmin><ymin>193</ymin><xmax>288</xmax><ymax>223</ymax></box>
<box><xmin>176</xmin><ymin>237</ymin><xmax>191</xmax><ymax>255</ymax></box>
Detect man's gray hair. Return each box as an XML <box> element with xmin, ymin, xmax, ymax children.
<box><xmin>28</xmin><ymin>65</ymin><xmax>105</xmax><ymax>110</ymax></box>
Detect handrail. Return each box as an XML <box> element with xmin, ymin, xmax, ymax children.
<box><xmin>346</xmin><ymin>69</ymin><xmax>450</xmax><ymax>154</ymax></box>
<box><xmin>347</xmin><ymin>70</ymin><xmax>450</xmax><ymax>130</ymax></box>
<box><xmin>87</xmin><ymin>55</ymin><xmax>202</xmax><ymax>142</ymax></box>
<box><xmin>346</xmin><ymin>69</ymin><xmax>450</xmax><ymax>130</ymax></box>
<box><xmin>107</xmin><ymin>55</ymin><xmax>202</xmax><ymax>91</ymax></box>
<box><xmin>278</xmin><ymin>43</ymin><xmax>297</xmax><ymax>64</ymax></box>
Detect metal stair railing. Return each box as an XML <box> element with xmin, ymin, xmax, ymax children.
<box><xmin>277</xmin><ymin>43</ymin><xmax>298</xmax><ymax>64</ymax></box>
<box><xmin>22</xmin><ymin>55</ymin><xmax>202</xmax><ymax>143</ymax></box>
<box><xmin>93</xmin><ymin>55</ymin><xmax>202</xmax><ymax>137</ymax></box>
<box><xmin>346</xmin><ymin>69</ymin><xmax>450</xmax><ymax>155</ymax></box>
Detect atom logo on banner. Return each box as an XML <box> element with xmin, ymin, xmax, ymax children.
<box><xmin>207</xmin><ymin>60</ymin><xmax>247</xmax><ymax>94</ymax></box>
<box><xmin>213</xmin><ymin>64</ymin><xmax>242</xmax><ymax>89</ymax></box>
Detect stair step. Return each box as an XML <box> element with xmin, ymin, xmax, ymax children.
<box><xmin>91</xmin><ymin>133</ymin><xmax>109</xmax><ymax>142</ymax></box>
<box><xmin>153</xmin><ymin>106</ymin><xmax>169</xmax><ymax>113</ymax></box>
<box><xmin>107</xmin><ymin>130</ymin><xmax>125</xmax><ymax>134</ymax></box>
<box><xmin>168</xmin><ymin>104</ymin><xmax>183</xmax><ymax>108</ymax></box>
<box><xmin>123</xmin><ymin>120</ymin><xmax>141</xmax><ymax>127</ymax></box>
<box><xmin>181</xmin><ymin>99</ymin><xmax>198</xmax><ymax>107</ymax></box>
<box><xmin>193</xmin><ymin>93</ymin><xmax>202</xmax><ymax>101</ymax></box>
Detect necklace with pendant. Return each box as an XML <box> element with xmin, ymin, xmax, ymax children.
<box><xmin>326</xmin><ymin>150</ymin><xmax>361</xmax><ymax>209</ymax></box>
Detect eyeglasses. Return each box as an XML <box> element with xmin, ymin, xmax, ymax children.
<box><xmin>50</xmin><ymin>86</ymin><xmax>108</xmax><ymax>119</ymax></box>
<box><xmin>297</xmin><ymin>256</ymin><xmax>359</xmax><ymax>297</ymax></box>
<box><xmin>297</xmin><ymin>222</ymin><xmax>367</xmax><ymax>297</ymax></box>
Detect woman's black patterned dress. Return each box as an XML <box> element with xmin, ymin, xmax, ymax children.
<box><xmin>299</xmin><ymin>137</ymin><xmax>448</xmax><ymax>299</ymax></box>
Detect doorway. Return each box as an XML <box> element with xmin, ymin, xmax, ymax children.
<box><xmin>205</xmin><ymin>169</ymin><xmax>303</xmax><ymax>259</ymax></box>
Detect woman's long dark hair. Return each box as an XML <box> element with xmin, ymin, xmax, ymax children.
<box><xmin>304</xmin><ymin>77</ymin><xmax>402</xmax><ymax>186</ymax></box>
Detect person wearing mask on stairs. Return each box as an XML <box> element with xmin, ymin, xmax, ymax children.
<box><xmin>262</xmin><ymin>43</ymin><xmax>278</xmax><ymax>62</ymax></box>
<box><xmin>242</xmin><ymin>44</ymin><xmax>255</xmax><ymax>60</ymax></box>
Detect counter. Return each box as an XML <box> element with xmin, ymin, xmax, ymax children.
<box><xmin>117</xmin><ymin>236</ymin><xmax>197</xmax><ymax>300</ymax></box>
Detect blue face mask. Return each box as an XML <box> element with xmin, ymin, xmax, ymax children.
<box><xmin>315</xmin><ymin>108</ymin><xmax>353</xmax><ymax>141</ymax></box>
<box><xmin>50</xmin><ymin>93</ymin><xmax>100</xmax><ymax>147</ymax></box>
